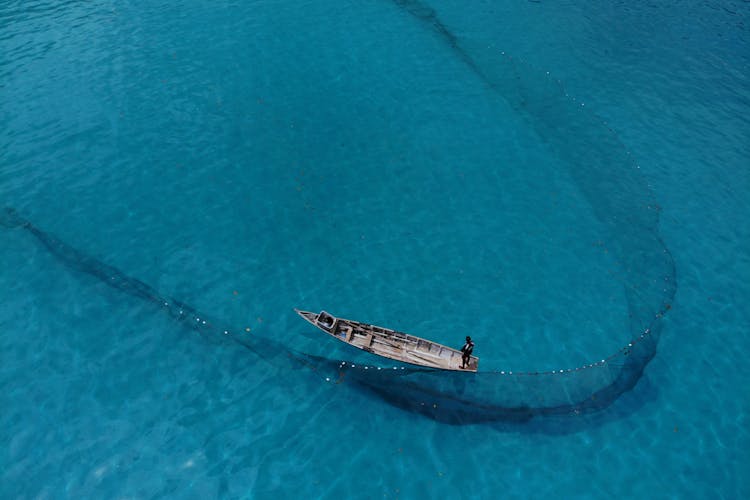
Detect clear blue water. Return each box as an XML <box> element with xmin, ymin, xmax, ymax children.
<box><xmin>1</xmin><ymin>0</ymin><xmax>748</xmax><ymax>498</ymax></box>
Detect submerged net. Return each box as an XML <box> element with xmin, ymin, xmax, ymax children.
<box><xmin>2</xmin><ymin>0</ymin><xmax>676</xmax><ymax>423</ymax></box>
<box><xmin>0</xmin><ymin>207</ymin><xmax>321</xmax><ymax>378</ymax></box>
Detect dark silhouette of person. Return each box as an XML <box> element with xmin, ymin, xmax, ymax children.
<box><xmin>461</xmin><ymin>336</ymin><xmax>475</xmax><ymax>369</ymax></box>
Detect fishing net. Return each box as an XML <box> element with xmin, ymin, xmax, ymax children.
<box><xmin>2</xmin><ymin>0</ymin><xmax>676</xmax><ymax>423</ymax></box>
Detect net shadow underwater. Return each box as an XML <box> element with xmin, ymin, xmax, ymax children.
<box><xmin>1</xmin><ymin>0</ymin><xmax>676</xmax><ymax>427</ymax></box>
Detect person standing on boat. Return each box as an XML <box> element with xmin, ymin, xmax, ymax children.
<box><xmin>461</xmin><ymin>336</ymin><xmax>474</xmax><ymax>369</ymax></box>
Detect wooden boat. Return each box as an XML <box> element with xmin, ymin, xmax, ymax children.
<box><xmin>295</xmin><ymin>309</ymin><xmax>479</xmax><ymax>372</ymax></box>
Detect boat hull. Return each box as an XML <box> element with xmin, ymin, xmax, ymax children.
<box><xmin>295</xmin><ymin>309</ymin><xmax>478</xmax><ymax>372</ymax></box>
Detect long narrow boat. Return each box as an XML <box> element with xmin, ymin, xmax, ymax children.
<box><xmin>295</xmin><ymin>309</ymin><xmax>478</xmax><ymax>372</ymax></box>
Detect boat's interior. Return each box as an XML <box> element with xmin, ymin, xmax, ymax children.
<box><xmin>313</xmin><ymin>311</ymin><xmax>478</xmax><ymax>371</ymax></box>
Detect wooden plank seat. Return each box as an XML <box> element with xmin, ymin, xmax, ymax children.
<box><xmin>362</xmin><ymin>332</ymin><xmax>374</xmax><ymax>347</ymax></box>
<box><xmin>343</xmin><ymin>326</ymin><xmax>354</xmax><ymax>342</ymax></box>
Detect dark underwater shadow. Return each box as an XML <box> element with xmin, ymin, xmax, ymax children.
<box><xmin>294</xmin><ymin>351</ymin><xmax>660</xmax><ymax>433</ymax></box>
<box><xmin>1</xmin><ymin>1</ymin><xmax>676</xmax><ymax>429</ymax></box>
<box><xmin>366</xmin><ymin>370</ymin><xmax>661</xmax><ymax>435</ymax></box>
<box><xmin>2</xmin><ymin>203</ymin><xmax>664</xmax><ymax>430</ymax></box>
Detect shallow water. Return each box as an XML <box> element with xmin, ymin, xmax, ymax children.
<box><xmin>1</xmin><ymin>0</ymin><xmax>748</xmax><ymax>498</ymax></box>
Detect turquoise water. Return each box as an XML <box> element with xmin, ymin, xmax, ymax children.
<box><xmin>1</xmin><ymin>0</ymin><xmax>748</xmax><ymax>498</ymax></box>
